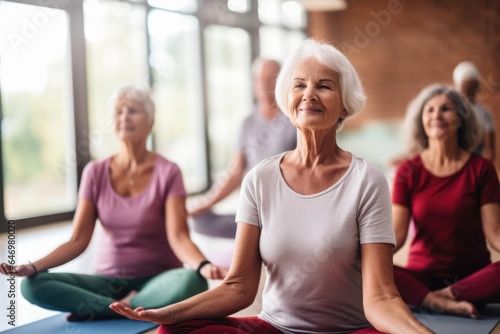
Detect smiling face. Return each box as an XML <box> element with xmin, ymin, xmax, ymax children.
<box><xmin>287</xmin><ymin>57</ymin><xmax>346</xmax><ymax>132</ymax></box>
<box><xmin>113</xmin><ymin>96</ymin><xmax>153</xmax><ymax>142</ymax></box>
<box><xmin>422</xmin><ymin>94</ymin><xmax>460</xmax><ymax>142</ymax></box>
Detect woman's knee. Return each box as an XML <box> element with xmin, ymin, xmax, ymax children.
<box><xmin>183</xmin><ymin>269</ymin><xmax>209</xmax><ymax>293</ymax></box>
<box><xmin>20</xmin><ymin>272</ymin><xmax>52</xmax><ymax>303</ymax></box>
<box><xmin>166</xmin><ymin>268</ymin><xmax>208</xmax><ymax>294</ymax></box>
<box><xmin>132</xmin><ymin>269</ymin><xmax>208</xmax><ymax>308</ymax></box>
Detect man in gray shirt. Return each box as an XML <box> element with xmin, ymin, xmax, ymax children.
<box><xmin>453</xmin><ymin>61</ymin><xmax>496</xmax><ymax>161</ymax></box>
<box><xmin>188</xmin><ymin>58</ymin><xmax>297</xmax><ymax>237</ymax></box>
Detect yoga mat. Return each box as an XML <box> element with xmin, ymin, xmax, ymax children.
<box><xmin>413</xmin><ymin>304</ymin><xmax>500</xmax><ymax>334</ymax></box>
<box><xmin>4</xmin><ymin>306</ymin><xmax>498</xmax><ymax>334</ymax></box>
<box><xmin>189</xmin><ymin>212</ymin><xmax>236</xmax><ymax>239</ymax></box>
<box><xmin>1</xmin><ymin>313</ymin><xmax>158</xmax><ymax>334</ymax></box>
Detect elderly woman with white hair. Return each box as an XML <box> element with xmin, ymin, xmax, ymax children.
<box><xmin>392</xmin><ymin>84</ymin><xmax>500</xmax><ymax>319</ymax></box>
<box><xmin>0</xmin><ymin>85</ymin><xmax>227</xmax><ymax>321</ymax></box>
<box><xmin>452</xmin><ymin>61</ymin><xmax>496</xmax><ymax>162</ymax></box>
<box><xmin>110</xmin><ymin>40</ymin><xmax>431</xmax><ymax>334</ymax></box>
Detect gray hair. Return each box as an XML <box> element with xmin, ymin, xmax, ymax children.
<box><xmin>275</xmin><ymin>39</ymin><xmax>366</xmax><ymax>129</ymax></box>
<box><xmin>403</xmin><ymin>84</ymin><xmax>482</xmax><ymax>152</ymax></box>
<box><xmin>109</xmin><ymin>85</ymin><xmax>155</xmax><ymax>121</ymax></box>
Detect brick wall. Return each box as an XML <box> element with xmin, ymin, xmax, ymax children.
<box><xmin>308</xmin><ymin>0</ymin><xmax>500</xmax><ymax>165</ymax></box>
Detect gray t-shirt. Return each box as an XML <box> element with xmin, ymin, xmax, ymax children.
<box><xmin>474</xmin><ymin>102</ymin><xmax>495</xmax><ymax>155</ymax></box>
<box><xmin>236</xmin><ymin>153</ymin><xmax>396</xmax><ymax>334</ymax></box>
<box><xmin>475</xmin><ymin>102</ymin><xmax>495</xmax><ymax>132</ymax></box>
<box><xmin>239</xmin><ymin>110</ymin><xmax>297</xmax><ymax>173</ymax></box>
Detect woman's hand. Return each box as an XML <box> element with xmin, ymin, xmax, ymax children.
<box><xmin>199</xmin><ymin>263</ymin><xmax>228</xmax><ymax>280</ymax></box>
<box><xmin>0</xmin><ymin>263</ymin><xmax>36</xmax><ymax>277</ymax></box>
<box><xmin>109</xmin><ymin>303</ymin><xmax>174</xmax><ymax>324</ymax></box>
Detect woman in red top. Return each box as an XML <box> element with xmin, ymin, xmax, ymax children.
<box><xmin>392</xmin><ymin>84</ymin><xmax>500</xmax><ymax>319</ymax></box>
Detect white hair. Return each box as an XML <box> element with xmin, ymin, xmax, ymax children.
<box><xmin>275</xmin><ymin>39</ymin><xmax>366</xmax><ymax>129</ymax></box>
<box><xmin>453</xmin><ymin>61</ymin><xmax>480</xmax><ymax>85</ymax></box>
<box><xmin>109</xmin><ymin>85</ymin><xmax>155</xmax><ymax>121</ymax></box>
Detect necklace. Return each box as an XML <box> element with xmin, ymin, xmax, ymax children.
<box><xmin>117</xmin><ymin>151</ymin><xmax>149</xmax><ymax>187</ymax></box>
<box><xmin>127</xmin><ymin>165</ymin><xmax>139</xmax><ymax>186</ymax></box>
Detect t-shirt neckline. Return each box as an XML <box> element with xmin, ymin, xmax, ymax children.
<box><xmin>277</xmin><ymin>151</ymin><xmax>356</xmax><ymax>198</ymax></box>
<box><xmin>418</xmin><ymin>153</ymin><xmax>473</xmax><ymax>179</ymax></box>
<box><xmin>106</xmin><ymin>155</ymin><xmax>158</xmax><ymax>199</ymax></box>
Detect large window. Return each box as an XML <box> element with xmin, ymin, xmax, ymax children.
<box><xmin>204</xmin><ymin>25</ymin><xmax>252</xmax><ymax>175</ymax></box>
<box><xmin>148</xmin><ymin>10</ymin><xmax>207</xmax><ymax>192</ymax></box>
<box><xmin>0</xmin><ymin>0</ymin><xmax>306</xmax><ymax>231</ymax></box>
<box><xmin>260</xmin><ymin>26</ymin><xmax>305</xmax><ymax>63</ymax></box>
<box><xmin>0</xmin><ymin>2</ymin><xmax>76</xmax><ymax>220</ymax></box>
<box><xmin>259</xmin><ymin>0</ymin><xmax>306</xmax><ymax>62</ymax></box>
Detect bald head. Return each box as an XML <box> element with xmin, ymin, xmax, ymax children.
<box><xmin>253</xmin><ymin>58</ymin><xmax>281</xmax><ymax>107</ymax></box>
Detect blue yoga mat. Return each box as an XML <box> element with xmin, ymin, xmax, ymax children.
<box><xmin>1</xmin><ymin>313</ymin><xmax>158</xmax><ymax>334</ymax></box>
<box><xmin>413</xmin><ymin>304</ymin><xmax>500</xmax><ymax>334</ymax></box>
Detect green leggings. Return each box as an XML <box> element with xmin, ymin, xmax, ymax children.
<box><xmin>21</xmin><ymin>268</ymin><xmax>208</xmax><ymax>319</ymax></box>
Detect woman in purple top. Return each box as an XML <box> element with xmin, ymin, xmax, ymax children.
<box><xmin>0</xmin><ymin>85</ymin><xmax>227</xmax><ymax>321</ymax></box>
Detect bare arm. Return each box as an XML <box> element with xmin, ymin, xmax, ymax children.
<box><xmin>189</xmin><ymin>152</ymin><xmax>246</xmax><ymax>216</ymax></box>
<box><xmin>393</xmin><ymin>204</ymin><xmax>411</xmax><ymax>254</ymax></box>
<box><xmin>0</xmin><ymin>198</ymin><xmax>97</xmax><ymax>276</ymax></box>
<box><xmin>482</xmin><ymin>203</ymin><xmax>500</xmax><ymax>252</ymax></box>
<box><xmin>362</xmin><ymin>243</ymin><xmax>433</xmax><ymax>334</ymax></box>
<box><xmin>110</xmin><ymin>222</ymin><xmax>262</xmax><ymax>324</ymax></box>
<box><xmin>166</xmin><ymin>196</ymin><xmax>227</xmax><ymax>279</ymax></box>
